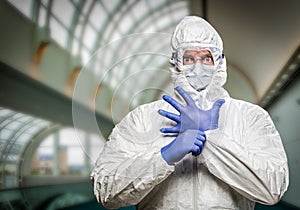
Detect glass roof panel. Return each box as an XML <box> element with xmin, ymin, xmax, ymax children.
<box><xmin>110</xmin><ymin>76</ymin><xmax>117</xmax><ymax>89</ymax></box>
<box><xmin>109</xmin><ymin>27</ymin><xmax>122</xmax><ymax>42</ymax></box>
<box><xmin>0</xmin><ymin>128</ymin><xmax>14</xmax><ymax>140</ymax></box>
<box><xmin>143</xmin><ymin>24</ymin><xmax>156</xmax><ymax>33</ymax></box>
<box><xmin>71</xmin><ymin>0</ymin><xmax>81</xmax><ymax>5</ymax></box>
<box><xmin>147</xmin><ymin>0</ymin><xmax>163</xmax><ymax>9</ymax></box>
<box><xmin>52</xmin><ymin>0</ymin><xmax>75</xmax><ymax>28</ymax></box>
<box><xmin>82</xmin><ymin>0</ymin><xmax>93</xmax><ymax>15</ymax></box>
<box><xmin>5</xmin><ymin>121</ymin><xmax>23</xmax><ymax>130</ymax></box>
<box><xmin>17</xmin><ymin>132</ymin><xmax>32</xmax><ymax>143</ymax></box>
<box><xmin>6</xmin><ymin>154</ymin><xmax>18</xmax><ymax>163</ymax></box>
<box><xmin>131</xmin><ymin>1</ymin><xmax>148</xmax><ymax>20</ymax></box>
<box><xmin>102</xmin><ymin>0</ymin><xmax>120</xmax><ymax>13</ymax></box>
<box><xmin>83</xmin><ymin>24</ymin><xmax>97</xmax><ymax>51</ymax></box>
<box><xmin>49</xmin><ymin>17</ymin><xmax>68</xmax><ymax>48</ymax></box>
<box><xmin>38</xmin><ymin>6</ymin><xmax>47</xmax><ymax>27</ymax></box>
<box><xmin>81</xmin><ymin>48</ymin><xmax>91</xmax><ymax>65</ymax></box>
<box><xmin>9</xmin><ymin>143</ymin><xmax>22</xmax><ymax>152</ymax></box>
<box><xmin>101</xmin><ymin>19</ymin><xmax>115</xmax><ymax>43</ymax></box>
<box><xmin>41</xmin><ymin>0</ymin><xmax>49</xmax><ymax>7</ymax></box>
<box><xmin>74</xmin><ymin>16</ymin><xmax>84</xmax><ymax>38</ymax></box>
<box><xmin>89</xmin><ymin>2</ymin><xmax>106</xmax><ymax>30</ymax></box>
<box><xmin>171</xmin><ymin>2</ymin><xmax>189</xmax><ymax>18</ymax></box>
<box><xmin>71</xmin><ymin>38</ymin><xmax>80</xmax><ymax>56</ymax></box>
<box><xmin>7</xmin><ymin>0</ymin><xmax>33</xmax><ymax>19</ymax></box>
<box><xmin>25</xmin><ymin>124</ymin><xmax>41</xmax><ymax>134</ymax></box>
<box><xmin>17</xmin><ymin>115</ymin><xmax>31</xmax><ymax>122</ymax></box>
<box><xmin>156</xmin><ymin>14</ymin><xmax>172</xmax><ymax>30</ymax></box>
<box><xmin>12</xmin><ymin>113</ymin><xmax>25</xmax><ymax>120</ymax></box>
<box><xmin>118</xmin><ymin>14</ymin><xmax>134</xmax><ymax>34</ymax></box>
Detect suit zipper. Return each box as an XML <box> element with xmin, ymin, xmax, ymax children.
<box><xmin>193</xmin><ymin>156</ymin><xmax>198</xmax><ymax>210</ymax></box>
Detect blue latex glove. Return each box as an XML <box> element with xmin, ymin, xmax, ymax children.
<box><xmin>158</xmin><ymin>86</ymin><xmax>225</xmax><ymax>133</ymax></box>
<box><xmin>161</xmin><ymin>130</ymin><xmax>206</xmax><ymax>165</ymax></box>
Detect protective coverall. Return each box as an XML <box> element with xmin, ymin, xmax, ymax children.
<box><xmin>91</xmin><ymin>16</ymin><xmax>289</xmax><ymax>210</ymax></box>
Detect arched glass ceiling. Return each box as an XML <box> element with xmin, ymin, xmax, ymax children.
<box><xmin>0</xmin><ymin>107</ymin><xmax>51</xmax><ymax>189</ymax></box>
<box><xmin>7</xmin><ymin>0</ymin><xmax>188</xmax><ymax>68</ymax></box>
<box><xmin>0</xmin><ymin>106</ymin><xmax>105</xmax><ymax>189</ymax></box>
<box><xmin>6</xmin><ymin>0</ymin><xmax>189</xmax><ymax>120</ymax></box>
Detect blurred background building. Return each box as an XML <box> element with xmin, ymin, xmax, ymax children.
<box><xmin>0</xmin><ymin>0</ymin><xmax>299</xmax><ymax>209</ymax></box>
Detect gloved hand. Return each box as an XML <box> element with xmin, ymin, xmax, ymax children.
<box><xmin>161</xmin><ymin>130</ymin><xmax>206</xmax><ymax>165</ymax></box>
<box><xmin>158</xmin><ymin>86</ymin><xmax>225</xmax><ymax>133</ymax></box>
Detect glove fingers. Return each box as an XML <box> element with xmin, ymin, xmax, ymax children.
<box><xmin>162</xmin><ymin>95</ymin><xmax>182</xmax><ymax>112</ymax></box>
<box><xmin>158</xmin><ymin>109</ymin><xmax>180</xmax><ymax>122</ymax></box>
<box><xmin>160</xmin><ymin>126</ymin><xmax>180</xmax><ymax>133</ymax></box>
<box><xmin>191</xmin><ymin>145</ymin><xmax>203</xmax><ymax>156</ymax></box>
<box><xmin>192</xmin><ymin>151</ymin><xmax>201</xmax><ymax>156</ymax></box>
<box><xmin>209</xmin><ymin>99</ymin><xmax>225</xmax><ymax>129</ymax></box>
<box><xmin>194</xmin><ymin>139</ymin><xmax>204</xmax><ymax>148</ymax></box>
<box><xmin>196</xmin><ymin>132</ymin><xmax>206</xmax><ymax>141</ymax></box>
<box><xmin>175</xmin><ymin>86</ymin><xmax>195</xmax><ymax>106</ymax></box>
<box><xmin>190</xmin><ymin>144</ymin><xmax>200</xmax><ymax>155</ymax></box>
<box><xmin>211</xmin><ymin>99</ymin><xmax>225</xmax><ymax>112</ymax></box>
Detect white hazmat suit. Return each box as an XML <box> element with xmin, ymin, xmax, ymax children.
<box><xmin>91</xmin><ymin>16</ymin><xmax>289</xmax><ymax>210</ymax></box>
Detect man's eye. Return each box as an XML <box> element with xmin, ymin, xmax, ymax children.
<box><xmin>183</xmin><ymin>57</ymin><xmax>194</xmax><ymax>62</ymax></box>
<box><xmin>203</xmin><ymin>56</ymin><xmax>213</xmax><ymax>64</ymax></box>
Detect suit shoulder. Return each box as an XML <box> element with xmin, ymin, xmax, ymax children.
<box><xmin>228</xmin><ymin>98</ymin><xmax>267</xmax><ymax>114</ymax></box>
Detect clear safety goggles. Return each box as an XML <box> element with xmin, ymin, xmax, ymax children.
<box><xmin>182</xmin><ymin>50</ymin><xmax>214</xmax><ymax>66</ymax></box>
<box><xmin>171</xmin><ymin>43</ymin><xmax>223</xmax><ymax>71</ymax></box>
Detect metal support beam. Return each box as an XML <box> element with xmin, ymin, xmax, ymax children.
<box><xmin>0</xmin><ymin>61</ymin><xmax>114</xmax><ymax>138</ymax></box>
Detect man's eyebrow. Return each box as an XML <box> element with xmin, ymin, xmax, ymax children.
<box><xmin>201</xmin><ymin>52</ymin><xmax>213</xmax><ymax>58</ymax></box>
<box><xmin>201</xmin><ymin>51</ymin><xmax>212</xmax><ymax>55</ymax></box>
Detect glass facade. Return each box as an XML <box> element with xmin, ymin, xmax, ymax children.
<box><xmin>2</xmin><ymin>0</ymin><xmax>189</xmax><ymax>190</ymax></box>
<box><xmin>0</xmin><ymin>107</ymin><xmax>104</xmax><ymax>189</ymax></box>
<box><xmin>6</xmin><ymin>0</ymin><xmax>189</xmax><ymax>120</ymax></box>
<box><xmin>0</xmin><ymin>107</ymin><xmax>50</xmax><ymax>188</ymax></box>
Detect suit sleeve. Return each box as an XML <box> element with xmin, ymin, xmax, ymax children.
<box><xmin>91</xmin><ymin>105</ymin><xmax>174</xmax><ymax>209</ymax></box>
<box><xmin>200</xmin><ymin>104</ymin><xmax>289</xmax><ymax>205</ymax></box>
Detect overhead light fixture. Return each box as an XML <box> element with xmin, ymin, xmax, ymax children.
<box><xmin>288</xmin><ymin>63</ymin><xmax>298</xmax><ymax>72</ymax></box>
<box><xmin>259</xmin><ymin>46</ymin><xmax>300</xmax><ymax>108</ymax></box>
<box><xmin>275</xmin><ymin>82</ymin><xmax>282</xmax><ymax>88</ymax></box>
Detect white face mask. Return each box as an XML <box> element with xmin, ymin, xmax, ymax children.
<box><xmin>184</xmin><ymin>63</ymin><xmax>215</xmax><ymax>91</ymax></box>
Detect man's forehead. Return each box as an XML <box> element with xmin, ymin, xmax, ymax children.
<box><xmin>183</xmin><ymin>49</ymin><xmax>212</xmax><ymax>56</ymax></box>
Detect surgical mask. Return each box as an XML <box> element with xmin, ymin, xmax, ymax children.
<box><xmin>184</xmin><ymin>63</ymin><xmax>215</xmax><ymax>91</ymax></box>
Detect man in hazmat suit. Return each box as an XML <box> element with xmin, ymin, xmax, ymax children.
<box><xmin>91</xmin><ymin>16</ymin><xmax>289</xmax><ymax>210</ymax></box>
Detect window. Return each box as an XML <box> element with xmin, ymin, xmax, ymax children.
<box><xmin>7</xmin><ymin>0</ymin><xmax>33</xmax><ymax>19</ymax></box>
<box><xmin>0</xmin><ymin>107</ymin><xmax>51</xmax><ymax>189</ymax></box>
<box><xmin>30</xmin><ymin>127</ymin><xmax>104</xmax><ymax>176</ymax></box>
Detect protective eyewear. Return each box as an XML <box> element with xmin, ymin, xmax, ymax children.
<box><xmin>182</xmin><ymin>49</ymin><xmax>214</xmax><ymax>66</ymax></box>
<box><xmin>171</xmin><ymin>43</ymin><xmax>223</xmax><ymax>71</ymax></box>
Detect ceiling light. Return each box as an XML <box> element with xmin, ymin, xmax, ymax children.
<box><xmin>260</xmin><ymin>46</ymin><xmax>300</xmax><ymax>108</ymax></box>
<box><xmin>275</xmin><ymin>82</ymin><xmax>282</xmax><ymax>88</ymax></box>
<box><xmin>280</xmin><ymin>74</ymin><xmax>289</xmax><ymax>80</ymax></box>
<box><xmin>288</xmin><ymin>63</ymin><xmax>298</xmax><ymax>72</ymax></box>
